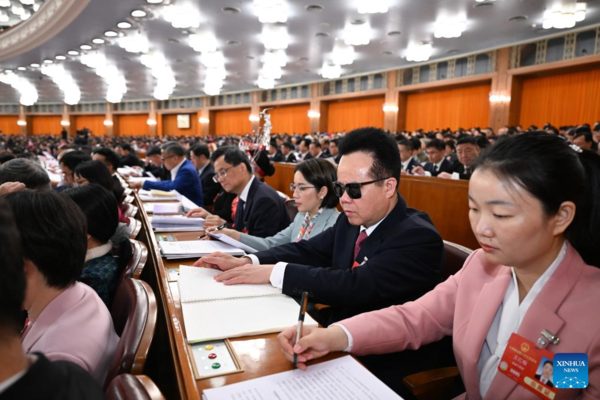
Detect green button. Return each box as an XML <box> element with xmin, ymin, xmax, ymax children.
<box><xmin>212</xmin><ymin>363</ymin><xmax>221</xmax><ymax>369</ymax></box>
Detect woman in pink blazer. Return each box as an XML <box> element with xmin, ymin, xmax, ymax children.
<box><xmin>279</xmin><ymin>132</ymin><xmax>600</xmax><ymax>399</ymax></box>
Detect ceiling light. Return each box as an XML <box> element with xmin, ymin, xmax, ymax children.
<box><xmin>489</xmin><ymin>93</ymin><xmax>511</xmax><ymax>103</ymax></box>
<box><xmin>264</xmin><ymin>49</ymin><xmax>287</xmax><ymax>67</ymax></box>
<box><xmin>201</xmin><ymin>51</ymin><xmax>224</xmax><ymax>69</ymax></box>
<box><xmin>43</xmin><ymin>59</ymin><xmax>53</xmax><ymax>64</ymax></box>
<box><xmin>147</xmin><ymin>0</ymin><xmax>163</xmax><ymax>3</ymax></box>
<box><xmin>257</xmin><ymin>76</ymin><xmax>275</xmax><ymax>89</ymax></box>
<box><xmin>249</xmin><ymin>114</ymin><xmax>260</xmax><ymax>122</ymax></box>
<box><xmin>406</xmin><ymin>42</ymin><xmax>433</xmax><ymax>62</ymax></box>
<box><xmin>321</xmin><ymin>62</ymin><xmax>341</xmax><ymax>79</ymax></box>
<box><xmin>147</xmin><ymin>119</ymin><xmax>157</xmax><ymax>126</ymax></box>
<box><xmin>60</xmin><ymin>120</ymin><xmax>70</xmax><ymax>127</ymax></box>
<box><xmin>0</xmin><ymin>0</ymin><xmax>10</xmax><ymax>7</ymax></box>
<box><xmin>262</xmin><ymin>24</ymin><xmax>289</xmax><ymax>50</ymax></box>
<box><xmin>260</xmin><ymin>63</ymin><xmax>282</xmax><ymax>80</ymax></box>
<box><xmin>104</xmin><ymin>120</ymin><xmax>114</xmax><ymax>126</ymax></box>
<box><xmin>308</xmin><ymin>110</ymin><xmax>320</xmax><ymax>118</ymax></box>
<box><xmin>117</xmin><ymin>21</ymin><xmax>132</xmax><ymax>29</ymax></box>
<box><xmin>434</xmin><ymin>18</ymin><xmax>467</xmax><ymax>38</ymax></box>
<box><xmin>80</xmin><ymin>44</ymin><xmax>93</xmax><ymax>50</ymax></box>
<box><xmin>20</xmin><ymin>0</ymin><xmax>34</xmax><ymax>4</ymax></box>
<box><xmin>17</xmin><ymin>120</ymin><xmax>27</xmax><ymax>126</ymax></box>
<box><xmin>68</xmin><ymin>50</ymin><xmax>79</xmax><ymax>56</ymax></box>
<box><xmin>543</xmin><ymin>3</ymin><xmax>586</xmax><ymax>29</ymax></box>
<box><xmin>344</xmin><ymin>20</ymin><xmax>370</xmax><ymax>46</ymax></box>
<box><xmin>332</xmin><ymin>41</ymin><xmax>355</xmax><ymax>65</ymax></box>
<box><xmin>221</xmin><ymin>7</ymin><xmax>241</xmax><ymax>14</ymax></box>
<box><xmin>92</xmin><ymin>38</ymin><xmax>105</xmax><ymax>44</ymax></box>
<box><xmin>254</xmin><ymin>0</ymin><xmax>288</xmax><ymax>23</ymax></box>
<box><xmin>357</xmin><ymin>0</ymin><xmax>390</xmax><ymax>14</ymax></box>
<box><xmin>383</xmin><ymin>104</ymin><xmax>399</xmax><ymax>112</ymax></box>
<box><xmin>306</xmin><ymin>5</ymin><xmax>324</xmax><ymax>12</ymax></box>
<box><xmin>30</xmin><ymin>63</ymin><xmax>40</xmax><ymax>68</ymax></box>
<box><xmin>11</xmin><ymin>4</ymin><xmax>24</xmax><ymax>15</ymax></box>
<box><xmin>0</xmin><ymin>11</ymin><xmax>8</xmax><ymax>23</ymax></box>
<box><xmin>17</xmin><ymin>67</ymin><xmax>26</xmax><ymax>71</ymax></box>
<box><xmin>104</xmin><ymin>31</ymin><xmax>118</xmax><ymax>38</ymax></box>
<box><xmin>55</xmin><ymin>55</ymin><xmax>66</xmax><ymax>60</ymax></box>
<box><xmin>131</xmin><ymin>9</ymin><xmax>147</xmax><ymax>18</ymax></box>
<box><xmin>189</xmin><ymin>32</ymin><xmax>217</xmax><ymax>52</ymax></box>
<box><xmin>163</xmin><ymin>3</ymin><xmax>201</xmax><ymax>29</ymax></box>
<box><xmin>20</xmin><ymin>10</ymin><xmax>31</xmax><ymax>20</ymax></box>
<box><xmin>118</xmin><ymin>32</ymin><xmax>149</xmax><ymax>53</ymax></box>
<box><xmin>199</xmin><ymin>117</ymin><xmax>210</xmax><ymax>124</ymax></box>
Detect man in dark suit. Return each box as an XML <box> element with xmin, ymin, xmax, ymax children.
<box><xmin>412</xmin><ymin>139</ymin><xmax>454</xmax><ymax>177</ymax></box>
<box><xmin>116</xmin><ymin>143</ymin><xmax>144</xmax><ymax>168</ymax></box>
<box><xmin>267</xmin><ymin>140</ymin><xmax>285</xmax><ymax>162</ymax></box>
<box><xmin>130</xmin><ymin>143</ymin><xmax>204</xmax><ymax>207</ymax></box>
<box><xmin>397</xmin><ymin>139</ymin><xmax>421</xmax><ymax>173</ymax></box>
<box><xmin>143</xmin><ymin>145</ymin><xmax>169</xmax><ymax>181</ymax></box>
<box><xmin>281</xmin><ymin>142</ymin><xmax>297</xmax><ymax>163</ymax></box>
<box><xmin>189</xmin><ymin>146</ymin><xmax>290</xmax><ymax>238</ymax></box>
<box><xmin>329</xmin><ymin>138</ymin><xmax>342</xmax><ymax>164</ymax></box>
<box><xmin>438</xmin><ymin>135</ymin><xmax>481</xmax><ymax>181</ymax></box>
<box><xmin>309</xmin><ymin>141</ymin><xmax>329</xmax><ymax>159</ymax></box>
<box><xmin>298</xmin><ymin>138</ymin><xmax>312</xmax><ymax>161</ymax></box>
<box><xmin>92</xmin><ymin>147</ymin><xmax>125</xmax><ymax>199</ymax></box>
<box><xmin>190</xmin><ymin>143</ymin><xmax>220</xmax><ymax>207</ymax></box>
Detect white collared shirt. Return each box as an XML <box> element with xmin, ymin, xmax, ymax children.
<box><xmin>478</xmin><ymin>241</ymin><xmax>567</xmax><ymax>397</ymax></box>
<box><xmin>239</xmin><ymin>175</ymin><xmax>255</xmax><ymax>206</ymax></box>
<box><xmin>170</xmin><ymin>158</ymin><xmax>186</xmax><ymax>181</ymax></box>
<box><xmin>401</xmin><ymin>157</ymin><xmax>412</xmax><ymax>171</ymax></box>
<box><xmin>197</xmin><ymin>163</ymin><xmax>208</xmax><ymax>178</ymax></box>
<box><xmin>85</xmin><ymin>241</ymin><xmax>113</xmax><ymax>262</ymax></box>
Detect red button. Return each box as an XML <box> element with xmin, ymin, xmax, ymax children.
<box><xmin>208</xmin><ymin>353</ymin><xmax>217</xmax><ymax>359</ymax></box>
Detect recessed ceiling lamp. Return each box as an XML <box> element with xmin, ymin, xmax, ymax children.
<box><xmin>189</xmin><ymin>32</ymin><xmax>217</xmax><ymax>52</ymax></box>
<box><xmin>118</xmin><ymin>32</ymin><xmax>149</xmax><ymax>53</ymax></box>
<box><xmin>387</xmin><ymin>31</ymin><xmax>401</xmax><ymax>36</ymax></box>
<box><xmin>542</xmin><ymin>2</ymin><xmax>585</xmax><ymax>29</ymax></box>
<box><xmin>331</xmin><ymin>41</ymin><xmax>355</xmax><ymax>65</ymax></box>
<box><xmin>0</xmin><ymin>0</ymin><xmax>10</xmax><ymax>7</ymax></box>
<box><xmin>434</xmin><ymin>18</ymin><xmax>467</xmax><ymax>38</ymax></box>
<box><xmin>11</xmin><ymin>4</ymin><xmax>24</xmax><ymax>15</ymax></box>
<box><xmin>43</xmin><ymin>59</ymin><xmax>53</xmax><ymax>64</ymax></box>
<box><xmin>20</xmin><ymin>0</ymin><xmax>35</xmax><ymax>5</ymax></box>
<box><xmin>0</xmin><ymin>11</ymin><xmax>8</xmax><ymax>23</ymax></box>
<box><xmin>305</xmin><ymin>4</ymin><xmax>324</xmax><ymax>12</ymax></box>
<box><xmin>55</xmin><ymin>55</ymin><xmax>66</xmax><ymax>60</ymax></box>
<box><xmin>117</xmin><ymin>21</ymin><xmax>132</xmax><ymax>29</ymax></box>
<box><xmin>254</xmin><ymin>0</ymin><xmax>287</xmax><ymax>23</ymax></box>
<box><xmin>406</xmin><ymin>42</ymin><xmax>433</xmax><ymax>62</ymax></box>
<box><xmin>344</xmin><ymin>20</ymin><xmax>370</xmax><ymax>46</ymax></box>
<box><xmin>321</xmin><ymin>62</ymin><xmax>341</xmax><ymax>79</ymax></box>
<box><xmin>264</xmin><ymin>49</ymin><xmax>287</xmax><ymax>67</ymax></box>
<box><xmin>147</xmin><ymin>0</ymin><xmax>163</xmax><ymax>3</ymax></box>
<box><xmin>67</xmin><ymin>50</ymin><xmax>79</xmax><ymax>56</ymax></box>
<box><xmin>92</xmin><ymin>38</ymin><xmax>105</xmax><ymax>44</ymax></box>
<box><xmin>104</xmin><ymin>31</ymin><xmax>118</xmax><ymax>37</ymax></box>
<box><xmin>30</xmin><ymin>63</ymin><xmax>40</xmax><ymax>67</ymax></box>
<box><xmin>222</xmin><ymin>7</ymin><xmax>241</xmax><ymax>14</ymax></box>
<box><xmin>131</xmin><ymin>9</ymin><xmax>147</xmax><ymax>18</ymax></box>
<box><xmin>357</xmin><ymin>0</ymin><xmax>390</xmax><ymax>14</ymax></box>
<box><xmin>80</xmin><ymin>44</ymin><xmax>93</xmax><ymax>50</ymax></box>
<box><xmin>262</xmin><ymin>24</ymin><xmax>289</xmax><ymax>50</ymax></box>
<box><xmin>17</xmin><ymin>66</ymin><xmax>26</xmax><ymax>71</ymax></box>
<box><xmin>257</xmin><ymin>75</ymin><xmax>275</xmax><ymax>89</ymax></box>
<box><xmin>163</xmin><ymin>3</ymin><xmax>201</xmax><ymax>29</ymax></box>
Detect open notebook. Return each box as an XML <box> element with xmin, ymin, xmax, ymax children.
<box><xmin>178</xmin><ymin>266</ymin><xmax>318</xmax><ymax>343</ymax></box>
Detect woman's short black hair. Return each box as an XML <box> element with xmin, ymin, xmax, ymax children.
<box><xmin>0</xmin><ymin>198</ymin><xmax>24</xmax><ymax>336</ymax></box>
<box><xmin>5</xmin><ymin>190</ymin><xmax>87</xmax><ymax>289</ymax></box>
<box><xmin>0</xmin><ymin>158</ymin><xmax>51</xmax><ymax>190</ymax></box>
<box><xmin>63</xmin><ymin>184</ymin><xmax>119</xmax><ymax>244</ymax></box>
<box><xmin>210</xmin><ymin>146</ymin><xmax>252</xmax><ymax>174</ymax></box>
<box><xmin>294</xmin><ymin>158</ymin><xmax>338</xmax><ymax>209</ymax></box>
<box><xmin>60</xmin><ymin>150</ymin><xmax>91</xmax><ymax>172</ymax></box>
<box><xmin>74</xmin><ymin>160</ymin><xmax>115</xmax><ymax>192</ymax></box>
<box><xmin>92</xmin><ymin>147</ymin><xmax>120</xmax><ymax>171</ymax></box>
<box><xmin>338</xmin><ymin>127</ymin><xmax>401</xmax><ymax>185</ymax></box>
<box><xmin>473</xmin><ymin>131</ymin><xmax>600</xmax><ymax>268</ymax></box>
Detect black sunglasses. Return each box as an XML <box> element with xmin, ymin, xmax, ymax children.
<box><xmin>333</xmin><ymin>177</ymin><xmax>391</xmax><ymax>199</ymax></box>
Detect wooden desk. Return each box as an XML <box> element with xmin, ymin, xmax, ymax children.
<box><xmin>265</xmin><ymin>163</ymin><xmax>478</xmax><ymax>249</ymax></box>
<box><xmin>134</xmin><ymin>195</ymin><xmax>342</xmax><ymax>399</ymax></box>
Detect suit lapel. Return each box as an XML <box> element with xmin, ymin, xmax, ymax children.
<box><xmin>242</xmin><ymin>178</ymin><xmax>259</xmax><ymax>225</ymax></box>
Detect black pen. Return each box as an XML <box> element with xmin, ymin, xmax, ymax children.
<box><xmin>197</xmin><ymin>223</ymin><xmax>227</xmax><ymax>240</ymax></box>
<box><xmin>293</xmin><ymin>291</ymin><xmax>309</xmax><ymax>369</ymax></box>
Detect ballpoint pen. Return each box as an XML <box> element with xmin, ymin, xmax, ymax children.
<box><xmin>197</xmin><ymin>223</ymin><xmax>227</xmax><ymax>239</ymax></box>
<box><xmin>293</xmin><ymin>291</ymin><xmax>309</xmax><ymax>368</ymax></box>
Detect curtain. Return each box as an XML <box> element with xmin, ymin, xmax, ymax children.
<box><xmin>116</xmin><ymin>114</ymin><xmax>149</xmax><ymax>136</ymax></box>
<box><xmin>405</xmin><ymin>84</ymin><xmax>491</xmax><ymax>131</ymax></box>
<box><xmin>31</xmin><ymin>116</ymin><xmax>62</xmax><ymax>135</ymax></box>
<box><xmin>519</xmin><ymin>69</ymin><xmax>600</xmax><ymax>128</ymax></box>
<box><xmin>264</xmin><ymin>104</ymin><xmax>310</xmax><ymax>134</ymax></box>
<box><xmin>0</xmin><ymin>116</ymin><xmax>20</xmax><ymax>134</ymax></box>
<box><xmin>214</xmin><ymin>108</ymin><xmax>252</xmax><ymax>136</ymax></box>
<box><xmin>327</xmin><ymin>96</ymin><xmax>384</xmax><ymax>132</ymax></box>
<box><xmin>162</xmin><ymin>113</ymin><xmax>198</xmax><ymax>136</ymax></box>
<box><xmin>75</xmin><ymin>115</ymin><xmax>106</xmax><ymax>136</ymax></box>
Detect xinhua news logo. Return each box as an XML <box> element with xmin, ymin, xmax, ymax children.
<box><xmin>553</xmin><ymin>353</ymin><xmax>588</xmax><ymax>389</ymax></box>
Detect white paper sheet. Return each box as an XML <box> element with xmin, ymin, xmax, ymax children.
<box><xmin>208</xmin><ymin>232</ymin><xmax>258</xmax><ymax>254</ymax></box>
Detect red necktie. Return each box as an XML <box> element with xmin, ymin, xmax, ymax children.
<box><xmin>353</xmin><ymin>231</ymin><xmax>368</xmax><ymax>267</ymax></box>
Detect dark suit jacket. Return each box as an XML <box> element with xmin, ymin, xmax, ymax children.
<box><xmin>534</xmin><ymin>374</ymin><xmax>555</xmax><ymax>388</ymax></box>
<box><xmin>423</xmin><ymin>158</ymin><xmax>454</xmax><ymax>177</ymax></box>
<box><xmin>284</xmin><ymin>153</ymin><xmax>297</xmax><ymax>163</ymax></box>
<box><xmin>403</xmin><ymin>158</ymin><xmax>421</xmax><ymax>173</ymax></box>
<box><xmin>270</xmin><ymin>151</ymin><xmax>285</xmax><ymax>162</ymax></box>
<box><xmin>120</xmin><ymin>153</ymin><xmax>143</xmax><ymax>168</ymax></box>
<box><xmin>199</xmin><ymin>163</ymin><xmax>220</xmax><ymax>207</ymax></box>
<box><xmin>235</xmin><ymin>178</ymin><xmax>291</xmax><ymax>238</ymax></box>
<box><xmin>142</xmin><ymin>159</ymin><xmax>204</xmax><ymax>207</ymax></box>
<box><xmin>449</xmin><ymin>162</ymin><xmax>473</xmax><ymax>180</ymax></box>
<box><xmin>213</xmin><ymin>190</ymin><xmax>236</xmax><ymax>223</ymax></box>
<box><xmin>144</xmin><ymin>164</ymin><xmax>169</xmax><ymax>181</ymax></box>
<box><xmin>253</xmin><ymin>195</ymin><xmax>444</xmax><ymax>326</ymax></box>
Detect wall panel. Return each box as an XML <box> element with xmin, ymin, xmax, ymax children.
<box><xmin>74</xmin><ymin>115</ymin><xmax>106</xmax><ymax>136</ymax></box>
<box><xmin>115</xmin><ymin>114</ymin><xmax>149</xmax><ymax>136</ymax></box>
<box><xmin>162</xmin><ymin>113</ymin><xmax>198</xmax><ymax>136</ymax></box>
<box><xmin>0</xmin><ymin>116</ymin><xmax>20</xmax><ymax>134</ymax></box>
<box><xmin>263</xmin><ymin>104</ymin><xmax>310</xmax><ymax>134</ymax></box>
<box><xmin>31</xmin><ymin>116</ymin><xmax>62</xmax><ymax>135</ymax></box>
<box><xmin>214</xmin><ymin>108</ymin><xmax>252</xmax><ymax>136</ymax></box>
<box><xmin>327</xmin><ymin>96</ymin><xmax>384</xmax><ymax>132</ymax></box>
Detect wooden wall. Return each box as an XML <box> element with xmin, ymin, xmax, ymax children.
<box><xmin>262</xmin><ymin>103</ymin><xmax>310</xmax><ymax>134</ymax></box>
<box><xmin>162</xmin><ymin>113</ymin><xmax>198</xmax><ymax>136</ymax></box>
<box><xmin>327</xmin><ymin>96</ymin><xmax>385</xmax><ymax>132</ymax></box>
<box><xmin>519</xmin><ymin>68</ymin><xmax>600</xmax><ymax>128</ymax></box>
<box><xmin>115</xmin><ymin>114</ymin><xmax>149</xmax><ymax>136</ymax></box>
<box><xmin>74</xmin><ymin>115</ymin><xmax>106</xmax><ymax>136</ymax></box>
<box><xmin>0</xmin><ymin>116</ymin><xmax>20</xmax><ymax>134</ymax></box>
<box><xmin>405</xmin><ymin>83</ymin><xmax>491</xmax><ymax>131</ymax></box>
<box><xmin>213</xmin><ymin>108</ymin><xmax>252</xmax><ymax>136</ymax></box>
<box><xmin>31</xmin><ymin>116</ymin><xmax>62</xmax><ymax>135</ymax></box>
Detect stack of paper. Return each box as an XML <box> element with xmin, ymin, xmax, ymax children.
<box><xmin>151</xmin><ymin>215</ymin><xmax>204</xmax><ymax>232</ymax></box>
<box><xmin>144</xmin><ymin>202</ymin><xmax>182</xmax><ymax>215</ymax></box>
<box><xmin>139</xmin><ymin>189</ymin><xmax>177</xmax><ymax>201</ymax></box>
<box><xmin>159</xmin><ymin>240</ymin><xmax>245</xmax><ymax>259</ymax></box>
<box><xmin>178</xmin><ymin>266</ymin><xmax>318</xmax><ymax>343</ymax></box>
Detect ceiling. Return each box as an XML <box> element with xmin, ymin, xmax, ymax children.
<box><xmin>0</xmin><ymin>0</ymin><xmax>599</xmax><ymax>104</ymax></box>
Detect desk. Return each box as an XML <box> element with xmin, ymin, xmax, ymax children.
<box><xmin>265</xmin><ymin>163</ymin><xmax>478</xmax><ymax>249</ymax></box>
<box><xmin>134</xmin><ymin>194</ymin><xmax>343</xmax><ymax>399</ymax></box>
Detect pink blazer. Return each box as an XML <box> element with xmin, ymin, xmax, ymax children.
<box><xmin>340</xmin><ymin>243</ymin><xmax>600</xmax><ymax>399</ymax></box>
<box><xmin>21</xmin><ymin>282</ymin><xmax>119</xmax><ymax>384</ymax></box>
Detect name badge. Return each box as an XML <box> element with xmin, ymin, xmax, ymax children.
<box><xmin>498</xmin><ymin>333</ymin><xmax>558</xmax><ymax>399</ymax></box>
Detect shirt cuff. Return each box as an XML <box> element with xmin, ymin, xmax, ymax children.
<box><xmin>269</xmin><ymin>262</ymin><xmax>287</xmax><ymax>289</ymax></box>
<box><xmin>424</xmin><ymin>171</ymin><xmax>432</xmax><ymax>177</ymax></box>
<box><xmin>451</xmin><ymin>172</ymin><xmax>460</xmax><ymax>180</ymax></box>
<box><xmin>330</xmin><ymin>323</ymin><xmax>354</xmax><ymax>352</ymax></box>
<box><xmin>246</xmin><ymin>254</ymin><xmax>260</xmax><ymax>265</ymax></box>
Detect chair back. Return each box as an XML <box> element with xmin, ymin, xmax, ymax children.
<box><xmin>284</xmin><ymin>198</ymin><xmax>298</xmax><ymax>221</ymax></box>
<box><xmin>443</xmin><ymin>241</ymin><xmax>473</xmax><ymax>280</ymax></box>
<box><xmin>105</xmin><ymin>374</ymin><xmax>165</xmax><ymax>400</ymax></box>
<box><xmin>105</xmin><ymin>278</ymin><xmax>157</xmax><ymax>389</ymax></box>
<box><xmin>121</xmin><ymin>239</ymin><xmax>148</xmax><ymax>281</ymax></box>
<box><xmin>276</xmin><ymin>190</ymin><xmax>290</xmax><ymax>200</ymax></box>
<box><xmin>129</xmin><ymin>218</ymin><xmax>142</xmax><ymax>239</ymax></box>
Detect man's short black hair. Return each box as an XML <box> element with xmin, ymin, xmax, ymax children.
<box><xmin>426</xmin><ymin>139</ymin><xmax>446</xmax><ymax>151</ymax></box>
<box><xmin>456</xmin><ymin>136</ymin><xmax>478</xmax><ymax>147</ymax></box>
<box><xmin>0</xmin><ymin>153</ymin><xmax>15</xmax><ymax>164</ymax></box>
<box><xmin>0</xmin><ymin>198</ymin><xmax>25</xmax><ymax>336</ymax></box>
<box><xmin>310</xmin><ymin>141</ymin><xmax>322</xmax><ymax>148</ymax></box>
<box><xmin>409</xmin><ymin>137</ymin><xmax>422</xmax><ymax>152</ymax></box>
<box><xmin>0</xmin><ymin>159</ymin><xmax>51</xmax><ymax>190</ymax></box>
<box><xmin>92</xmin><ymin>147</ymin><xmax>120</xmax><ymax>171</ymax></box>
<box><xmin>118</xmin><ymin>143</ymin><xmax>133</xmax><ymax>152</ymax></box>
<box><xmin>574</xmin><ymin>128</ymin><xmax>593</xmax><ymax>143</ymax></box>
<box><xmin>5</xmin><ymin>190</ymin><xmax>87</xmax><ymax>289</ymax></box>
<box><xmin>210</xmin><ymin>146</ymin><xmax>252</xmax><ymax>174</ymax></box>
<box><xmin>331</xmin><ymin>139</ymin><xmax>339</xmax><ymax>146</ymax></box>
<box><xmin>60</xmin><ymin>150</ymin><xmax>91</xmax><ymax>172</ymax></box>
<box><xmin>301</xmin><ymin>138</ymin><xmax>312</xmax><ymax>147</ymax></box>
<box><xmin>338</xmin><ymin>127</ymin><xmax>401</xmax><ymax>184</ymax></box>
<box><xmin>163</xmin><ymin>143</ymin><xmax>185</xmax><ymax>157</ymax></box>
<box><xmin>282</xmin><ymin>141</ymin><xmax>294</xmax><ymax>150</ymax></box>
<box><xmin>190</xmin><ymin>144</ymin><xmax>210</xmax><ymax>159</ymax></box>
<box><xmin>146</xmin><ymin>145</ymin><xmax>161</xmax><ymax>157</ymax></box>
<box><xmin>397</xmin><ymin>139</ymin><xmax>413</xmax><ymax>151</ymax></box>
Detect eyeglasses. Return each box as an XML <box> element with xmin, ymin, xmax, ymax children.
<box><xmin>289</xmin><ymin>183</ymin><xmax>315</xmax><ymax>193</ymax></box>
<box><xmin>212</xmin><ymin>166</ymin><xmax>233</xmax><ymax>183</ymax></box>
<box><xmin>333</xmin><ymin>177</ymin><xmax>392</xmax><ymax>199</ymax></box>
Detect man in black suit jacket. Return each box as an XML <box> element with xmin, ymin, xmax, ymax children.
<box><xmin>188</xmin><ymin>146</ymin><xmax>290</xmax><ymax>238</ymax></box>
<box><xmin>298</xmin><ymin>138</ymin><xmax>312</xmax><ymax>161</ymax></box>
<box><xmin>190</xmin><ymin>144</ymin><xmax>220</xmax><ymax>207</ymax></box>
<box><xmin>116</xmin><ymin>143</ymin><xmax>144</xmax><ymax>168</ymax></box>
<box><xmin>281</xmin><ymin>142</ymin><xmax>297</xmax><ymax>163</ymax></box>
<box><xmin>438</xmin><ymin>136</ymin><xmax>481</xmax><ymax>181</ymax></box>
<box><xmin>397</xmin><ymin>139</ymin><xmax>421</xmax><ymax>174</ymax></box>
<box><xmin>412</xmin><ymin>139</ymin><xmax>454</xmax><ymax>177</ymax></box>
